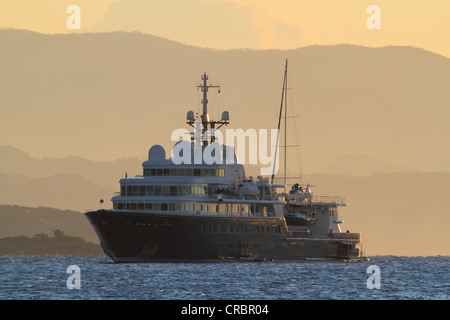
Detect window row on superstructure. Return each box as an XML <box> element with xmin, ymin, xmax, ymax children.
<box><xmin>143</xmin><ymin>168</ymin><xmax>225</xmax><ymax>177</ymax></box>
<box><xmin>112</xmin><ymin>201</ymin><xmax>275</xmax><ymax>217</ymax></box>
<box><xmin>120</xmin><ymin>185</ymin><xmax>207</xmax><ymax>197</ymax></box>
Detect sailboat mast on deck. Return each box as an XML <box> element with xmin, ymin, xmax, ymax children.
<box><xmin>271</xmin><ymin>59</ymin><xmax>288</xmax><ymax>194</ymax></box>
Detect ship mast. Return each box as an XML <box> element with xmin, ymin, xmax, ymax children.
<box><xmin>187</xmin><ymin>73</ymin><xmax>229</xmax><ymax>146</ymax></box>
<box><xmin>283</xmin><ymin>61</ymin><xmax>288</xmax><ymax>194</ymax></box>
<box><xmin>271</xmin><ymin>60</ymin><xmax>305</xmax><ymax>193</ymax></box>
<box><xmin>271</xmin><ymin>60</ymin><xmax>288</xmax><ymax>189</ymax></box>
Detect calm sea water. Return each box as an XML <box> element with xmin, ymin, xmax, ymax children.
<box><xmin>0</xmin><ymin>255</ymin><xmax>447</xmax><ymax>300</ymax></box>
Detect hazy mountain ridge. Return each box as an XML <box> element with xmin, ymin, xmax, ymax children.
<box><xmin>0</xmin><ymin>172</ymin><xmax>114</xmax><ymax>212</ymax></box>
<box><xmin>322</xmin><ymin>154</ymin><xmax>411</xmax><ymax>176</ymax></box>
<box><xmin>0</xmin><ymin>204</ymin><xmax>98</xmax><ymax>243</ymax></box>
<box><xmin>303</xmin><ymin>172</ymin><xmax>450</xmax><ymax>256</ymax></box>
<box><xmin>0</xmin><ymin>145</ymin><xmax>142</xmax><ymax>189</ymax></box>
<box><xmin>1</xmin><ymin>29</ymin><xmax>449</xmax><ymax>174</ymax></box>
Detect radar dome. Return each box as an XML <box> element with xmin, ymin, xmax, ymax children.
<box><xmin>187</xmin><ymin>111</ymin><xmax>195</xmax><ymax>121</ymax></box>
<box><xmin>148</xmin><ymin>145</ymin><xmax>166</xmax><ymax>161</ymax></box>
<box><xmin>221</xmin><ymin>111</ymin><xmax>229</xmax><ymax>121</ymax></box>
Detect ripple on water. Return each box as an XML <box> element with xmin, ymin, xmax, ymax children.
<box><xmin>0</xmin><ymin>256</ymin><xmax>448</xmax><ymax>300</ymax></box>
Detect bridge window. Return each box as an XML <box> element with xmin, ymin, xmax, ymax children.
<box><xmin>144</xmin><ymin>167</ymin><xmax>225</xmax><ymax>177</ymax></box>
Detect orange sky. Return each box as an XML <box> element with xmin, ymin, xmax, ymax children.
<box><xmin>1</xmin><ymin>0</ymin><xmax>449</xmax><ymax>57</ymax></box>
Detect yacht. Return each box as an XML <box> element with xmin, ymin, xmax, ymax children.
<box><xmin>85</xmin><ymin>69</ymin><xmax>367</xmax><ymax>262</ymax></box>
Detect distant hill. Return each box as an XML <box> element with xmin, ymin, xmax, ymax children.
<box><xmin>322</xmin><ymin>154</ymin><xmax>410</xmax><ymax>176</ymax></box>
<box><xmin>0</xmin><ymin>144</ymin><xmax>144</xmax><ymax>211</ymax></box>
<box><xmin>303</xmin><ymin>171</ymin><xmax>450</xmax><ymax>256</ymax></box>
<box><xmin>0</xmin><ymin>29</ymin><xmax>449</xmax><ymax>175</ymax></box>
<box><xmin>0</xmin><ymin>173</ymin><xmax>114</xmax><ymax>212</ymax></box>
<box><xmin>0</xmin><ymin>229</ymin><xmax>102</xmax><ymax>256</ymax></box>
<box><xmin>0</xmin><ymin>204</ymin><xmax>98</xmax><ymax>243</ymax></box>
<box><xmin>0</xmin><ymin>145</ymin><xmax>142</xmax><ymax>189</ymax></box>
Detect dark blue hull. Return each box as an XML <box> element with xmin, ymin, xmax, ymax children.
<box><xmin>85</xmin><ymin>210</ymin><xmax>364</xmax><ymax>262</ymax></box>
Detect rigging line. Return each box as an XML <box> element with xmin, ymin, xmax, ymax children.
<box><xmin>277</xmin><ymin>62</ymin><xmax>303</xmax><ymax>184</ymax></box>
<box><xmin>286</xmin><ymin>74</ymin><xmax>304</xmax><ymax>183</ymax></box>
<box><xmin>274</xmin><ymin>115</ymin><xmax>298</xmax><ymax>119</ymax></box>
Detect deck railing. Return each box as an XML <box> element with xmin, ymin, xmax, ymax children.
<box><xmin>309</xmin><ymin>195</ymin><xmax>346</xmax><ymax>203</ymax></box>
